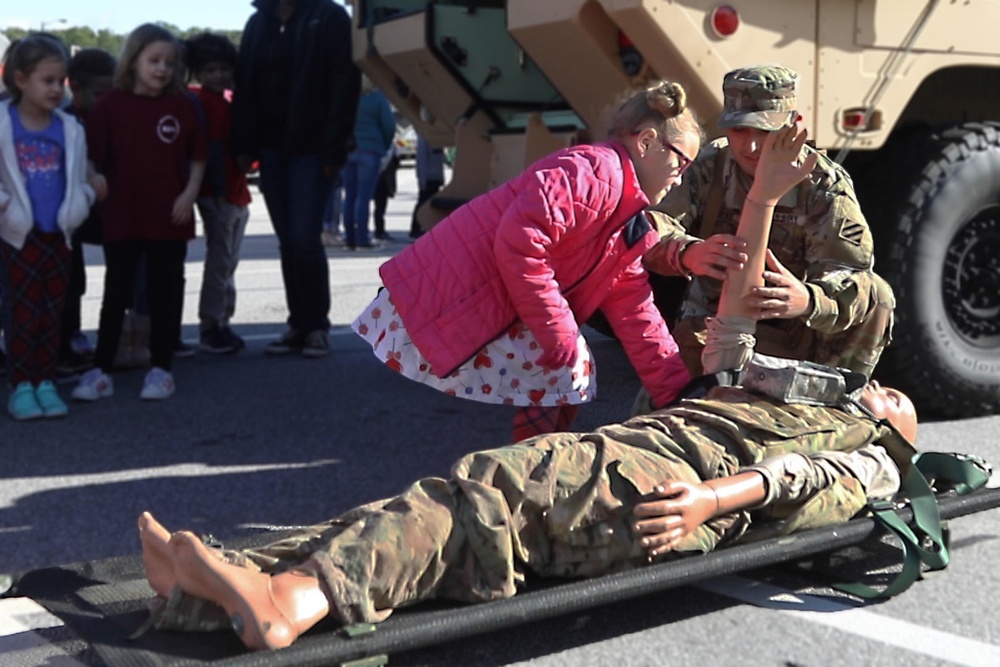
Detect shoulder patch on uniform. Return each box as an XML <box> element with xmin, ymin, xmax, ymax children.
<box><xmin>839</xmin><ymin>219</ymin><xmax>865</xmax><ymax>246</ymax></box>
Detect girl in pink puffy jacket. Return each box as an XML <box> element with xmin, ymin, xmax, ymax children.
<box><xmin>354</xmin><ymin>81</ymin><xmax>701</xmax><ymax>439</ymax></box>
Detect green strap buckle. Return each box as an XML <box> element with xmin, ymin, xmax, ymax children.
<box><xmin>340</xmin><ymin>656</ymin><xmax>388</xmax><ymax>667</ymax></box>
<box><xmin>338</xmin><ymin>625</ymin><xmax>385</xmax><ymax>667</ymax></box>
<box><xmin>340</xmin><ymin>623</ymin><xmax>378</xmax><ymax>638</ymax></box>
<box><xmin>836</xmin><ymin>451</ymin><xmax>991</xmax><ymax>599</ymax></box>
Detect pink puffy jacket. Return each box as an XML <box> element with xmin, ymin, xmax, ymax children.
<box><xmin>380</xmin><ymin>141</ymin><xmax>690</xmax><ymax>407</ymax></box>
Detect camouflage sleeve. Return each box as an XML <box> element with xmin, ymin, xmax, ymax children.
<box><xmin>746</xmin><ymin>445</ymin><xmax>900</xmax><ymax>519</ymax></box>
<box><xmin>803</xmin><ymin>269</ymin><xmax>881</xmax><ymax>334</ymax></box>
<box><xmin>802</xmin><ymin>164</ymin><xmax>874</xmax><ymax>276</ymax></box>
<box><xmin>643</xmin><ymin>142</ymin><xmax>718</xmax><ymax>276</ymax></box>
<box><xmin>642</xmin><ymin>210</ymin><xmax>699</xmax><ymax>276</ymax></box>
<box><xmin>801</xmin><ymin>166</ymin><xmax>879</xmax><ymax>333</ymax></box>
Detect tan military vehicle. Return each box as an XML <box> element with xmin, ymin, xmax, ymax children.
<box><xmin>348</xmin><ymin>0</ymin><xmax>1000</xmax><ymax>418</ymax></box>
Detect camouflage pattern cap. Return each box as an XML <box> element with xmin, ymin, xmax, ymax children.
<box><xmin>718</xmin><ymin>65</ymin><xmax>798</xmax><ymax>131</ymax></box>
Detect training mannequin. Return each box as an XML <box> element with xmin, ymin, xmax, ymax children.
<box><xmin>137</xmin><ymin>123</ymin><xmax>917</xmax><ymax>652</ymax></box>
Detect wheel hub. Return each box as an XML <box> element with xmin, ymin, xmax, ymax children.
<box><xmin>943</xmin><ymin>208</ymin><xmax>1000</xmax><ymax>345</ymax></box>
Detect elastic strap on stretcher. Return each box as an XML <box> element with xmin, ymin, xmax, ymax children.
<box><xmin>836</xmin><ymin>451</ymin><xmax>992</xmax><ymax>599</ymax></box>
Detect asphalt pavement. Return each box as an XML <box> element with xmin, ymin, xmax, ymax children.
<box><xmin>2</xmin><ymin>165</ymin><xmax>999</xmax><ymax>666</ymax></box>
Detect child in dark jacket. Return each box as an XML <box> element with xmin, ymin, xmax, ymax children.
<box><xmin>184</xmin><ymin>32</ymin><xmax>252</xmax><ymax>355</ymax></box>
<box><xmin>57</xmin><ymin>48</ymin><xmax>116</xmax><ymax>378</ymax></box>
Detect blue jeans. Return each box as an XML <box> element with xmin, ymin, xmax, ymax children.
<box><xmin>342</xmin><ymin>150</ymin><xmax>382</xmax><ymax>248</ymax></box>
<box><xmin>258</xmin><ymin>149</ymin><xmax>331</xmax><ymax>332</ymax></box>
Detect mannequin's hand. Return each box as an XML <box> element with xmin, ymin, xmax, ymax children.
<box><xmin>633</xmin><ymin>480</ymin><xmax>718</xmax><ymax>558</ymax></box>
<box><xmin>746</xmin><ymin>250</ymin><xmax>811</xmax><ymax>319</ymax></box>
<box><xmin>746</xmin><ymin>122</ymin><xmax>819</xmax><ymax>205</ymax></box>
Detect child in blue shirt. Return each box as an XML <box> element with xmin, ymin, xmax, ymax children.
<box><xmin>0</xmin><ymin>34</ymin><xmax>98</xmax><ymax>420</ymax></box>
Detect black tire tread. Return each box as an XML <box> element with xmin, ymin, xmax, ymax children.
<box><xmin>884</xmin><ymin>121</ymin><xmax>1000</xmax><ymax>418</ymax></box>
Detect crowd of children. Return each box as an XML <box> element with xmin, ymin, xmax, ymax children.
<box><xmin>0</xmin><ymin>24</ymin><xmax>253</xmax><ymax>419</ymax></box>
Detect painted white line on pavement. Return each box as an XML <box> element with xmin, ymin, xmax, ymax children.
<box><xmin>0</xmin><ymin>460</ymin><xmax>340</xmax><ymax>510</ymax></box>
<box><xmin>698</xmin><ymin>575</ymin><xmax>1000</xmax><ymax>667</ymax></box>
<box><xmin>0</xmin><ymin>597</ymin><xmax>85</xmax><ymax>666</ymax></box>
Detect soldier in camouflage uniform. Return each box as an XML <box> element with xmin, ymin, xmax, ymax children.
<box><xmin>138</xmin><ymin>373</ymin><xmax>915</xmax><ymax>650</ymax></box>
<box><xmin>643</xmin><ymin>65</ymin><xmax>895</xmax><ymax>379</ymax></box>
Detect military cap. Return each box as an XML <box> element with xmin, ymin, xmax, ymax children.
<box><xmin>718</xmin><ymin>65</ymin><xmax>798</xmax><ymax>131</ymax></box>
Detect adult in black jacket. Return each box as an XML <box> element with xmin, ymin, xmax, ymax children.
<box><xmin>231</xmin><ymin>0</ymin><xmax>361</xmax><ymax>357</ymax></box>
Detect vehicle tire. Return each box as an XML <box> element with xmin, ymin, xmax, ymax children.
<box><xmin>883</xmin><ymin>122</ymin><xmax>1000</xmax><ymax>417</ymax></box>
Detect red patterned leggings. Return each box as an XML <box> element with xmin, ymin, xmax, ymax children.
<box><xmin>512</xmin><ymin>405</ymin><xmax>581</xmax><ymax>441</ymax></box>
<box><xmin>0</xmin><ymin>230</ymin><xmax>70</xmax><ymax>386</ymax></box>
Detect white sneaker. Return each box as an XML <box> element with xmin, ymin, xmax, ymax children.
<box><xmin>72</xmin><ymin>368</ymin><xmax>114</xmax><ymax>402</ymax></box>
<box><xmin>321</xmin><ymin>230</ymin><xmax>345</xmax><ymax>247</ymax></box>
<box><xmin>140</xmin><ymin>367</ymin><xmax>175</xmax><ymax>400</ymax></box>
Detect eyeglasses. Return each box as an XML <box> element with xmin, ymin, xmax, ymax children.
<box><xmin>660</xmin><ymin>139</ymin><xmax>694</xmax><ymax>176</ymax></box>
<box><xmin>630</xmin><ymin>130</ymin><xmax>696</xmax><ymax>175</ymax></box>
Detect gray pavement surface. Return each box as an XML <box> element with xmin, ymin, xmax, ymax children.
<box><xmin>2</xmin><ymin>166</ymin><xmax>999</xmax><ymax>666</ymax></box>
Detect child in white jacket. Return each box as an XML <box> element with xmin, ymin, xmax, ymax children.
<box><xmin>0</xmin><ymin>34</ymin><xmax>98</xmax><ymax>420</ymax></box>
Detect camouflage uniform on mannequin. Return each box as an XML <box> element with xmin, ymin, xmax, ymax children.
<box><xmin>644</xmin><ymin>65</ymin><xmax>895</xmax><ymax>380</ymax></box>
<box><xmin>147</xmin><ymin>366</ymin><xmax>910</xmax><ymax>632</ymax></box>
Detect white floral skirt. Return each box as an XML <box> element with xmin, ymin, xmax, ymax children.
<box><xmin>352</xmin><ymin>288</ymin><xmax>596</xmax><ymax>406</ymax></box>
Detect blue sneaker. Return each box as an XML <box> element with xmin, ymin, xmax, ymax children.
<box><xmin>35</xmin><ymin>380</ymin><xmax>68</xmax><ymax>418</ymax></box>
<box><xmin>8</xmin><ymin>381</ymin><xmax>43</xmax><ymax>421</ymax></box>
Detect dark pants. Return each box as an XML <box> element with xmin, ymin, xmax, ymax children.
<box><xmin>0</xmin><ymin>231</ymin><xmax>70</xmax><ymax>385</ymax></box>
<box><xmin>373</xmin><ymin>174</ymin><xmax>389</xmax><ymax>236</ymax></box>
<box><xmin>258</xmin><ymin>149</ymin><xmax>331</xmax><ymax>332</ymax></box>
<box><xmin>95</xmin><ymin>240</ymin><xmax>187</xmax><ymax>373</ymax></box>
<box><xmin>58</xmin><ymin>236</ymin><xmax>87</xmax><ymax>358</ymax></box>
<box><xmin>373</xmin><ymin>160</ymin><xmax>397</xmax><ymax>237</ymax></box>
<box><xmin>410</xmin><ymin>179</ymin><xmax>443</xmax><ymax>237</ymax></box>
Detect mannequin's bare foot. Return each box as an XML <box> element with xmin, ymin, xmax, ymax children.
<box><xmin>138</xmin><ymin>512</ymin><xmax>178</xmax><ymax>598</ymax></box>
<box><xmin>169</xmin><ymin>530</ymin><xmax>299</xmax><ymax>651</ymax></box>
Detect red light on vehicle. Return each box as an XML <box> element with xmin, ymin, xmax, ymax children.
<box><xmin>710</xmin><ymin>5</ymin><xmax>740</xmax><ymax>38</ymax></box>
<box><xmin>841</xmin><ymin>107</ymin><xmax>883</xmax><ymax>132</ymax></box>
<box><xmin>618</xmin><ymin>31</ymin><xmax>634</xmax><ymax>49</ymax></box>
<box><xmin>842</xmin><ymin>110</ymin><xmax>867</xmax><ymax>129</ymax></box>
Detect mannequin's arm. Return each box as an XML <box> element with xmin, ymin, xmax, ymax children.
<box><xmin>632</xmin><ymin>471</ymin><xmax>766</xmax><ymax>557</ymax></box>
<box><xmin>716</xmin><ymin>124</ymin><xmax>818</xmax><ymax>319</ymax></box>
